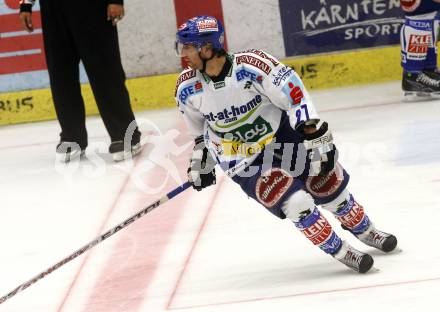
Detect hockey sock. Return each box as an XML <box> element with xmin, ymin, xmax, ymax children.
<box><xmin>294</xmin><ymin>208</ymin><xmax>342</xmax><ymax>255</ymax></box>
<box><xmin>401</xmin><ymin>12</ymin><xmax>437</xmax><ymax>73</ymax></box>
<box><xmin>333</xmin><ymin>194</ymin><xmax>371</xmax><ymax>235</ymax></box>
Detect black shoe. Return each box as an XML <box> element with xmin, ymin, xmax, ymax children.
<box><xmin>109</xmin><ymin>140</ymin><xmax>142</xmax><ymax>162</ymax></box>
<box><xmin>56</xmin><ymin>141</ymin><xmax>85</xmax><ymax>163</ymax></box>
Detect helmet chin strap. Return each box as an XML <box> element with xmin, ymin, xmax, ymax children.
<box><xmin>199</xmin><ymin>50</ymin><xmax>216</xmax><ymax>74</ymax></box>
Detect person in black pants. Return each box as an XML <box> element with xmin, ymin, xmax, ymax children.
<box><xmin>19</xmin><ymin>0</ymin><xmax>141</xmax><ymax>162</ymax></box>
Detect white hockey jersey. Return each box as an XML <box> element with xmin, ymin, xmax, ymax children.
<box><xmin>175</xmin><ymin>50</ymin><xmax>319</xmax><ymax>174</ymax></box>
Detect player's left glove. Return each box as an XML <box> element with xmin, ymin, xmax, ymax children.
<box><xmin>302</xmin><ymin>122</ymin><xmax>338</xmax><ymax>176</ymax></box>
<box><xmin>187</xmin><ymin>135</ymin><xmax>216</xmax><ymax>191</ymax></box>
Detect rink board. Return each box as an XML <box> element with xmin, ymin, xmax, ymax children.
<box><xmin>1</xmin><ymin>82</ymin><xmax>440</xmax><ymax>311</ymax></box>
<box><xmin>0</xmin><ymin>46</ymin><xmax>402</xmax><ymax>126</ymax></box>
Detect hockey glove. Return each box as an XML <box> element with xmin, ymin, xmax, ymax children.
<box><xmin>187</xmin><ymin>135</ymin><xmax>216</xmax><ymax>191</ymax></box>
<box><xmin>302</xmin><ymin>122</ymin><xmax>338</xmax><ymax>177</ymax></box>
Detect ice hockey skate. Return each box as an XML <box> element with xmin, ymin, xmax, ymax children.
<box><xmin>55</xmin><ymin>141</ymin><xmax>85</xmax><ymax>163</ymax></box>
<box><xmin>343</xmin><ymin>223</ymin><xmax>398</xmax><ymax>253</ymax></box>
<box><xmin>423</xmin><ymin>68</ymin><xmax>440</xmax><ymax>80</ymax></box>
<box><xmin>109</xmin><ymin>140</ymin><xmax>142</xmax><ymax>162</ymax></box>
<box><xmin>332</xmin><ymin>241</ymin><xmax>375</xmax><ymax>273</ymax></box>
<box><xmin>402</xmin><ymin>71</ymin><xmax>440</xmax><ymax>101</ymax></box>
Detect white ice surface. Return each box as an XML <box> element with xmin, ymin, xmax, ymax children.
<box><xmin>0</xmin><ymin>81</ymin><xmax>439</xmax><ymax>312</ymax></box>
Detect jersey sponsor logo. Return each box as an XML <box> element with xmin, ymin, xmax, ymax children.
<box><xmin>256</xmin><ymin>168</ymin><xmax>293</xmax><ymax>208</ymax></box>
<box><xmin>236</xmin><ymin>68</ymin><xmax>263</xmax><ymax>84</ymax></box>
<box><xmin>221</xmin><ymin>115</ymin><xmax>273</xmax><ymax>143</ymax></box>
<box><xmin>408</xmin><ymin>34</ymin><xmax>431</xmax><ymax>54</ymax></box>
<box><xmin>175</xmin><ymin>70</ymin><xmax>197</xmax><ymax>96</ymax></box>
<box><xmin>283</xmin><ymin>80</ymin><xmax>304</xmax><ymax>106</ymax></box>
<box><xmin>178</xmin><ymin>80</ymin><xmax>203</xmax><ymax>104</ymax></box>
<box><xmin>242</xmin><ymin>49</ymin><xmax>280</xmax><ymax>66</ymax></box>
<box><xmin>222</xmin><ymin>158</ymin><xmax>251</xmax><ymax>176</ymax></box>
<box><xmin>400</xmin><ymin>0</ymin><xmax>421</xmax><ymax>13</ymax></box>
<box><xmin>204</xmin><ymin>95</ymin><xmax>262</xmax><ymax>127</ymax></box>
<box><xmin>305</xmin><ymin>163</ymin><xmax>344</xmax><ymax>198</ymax></box>
<box><xmin>272</xmin><ymin>66</ymin><xmax>294</xmax><ymax>86</ymax></box>
<box><xmin>407</xmin><ymin>20</ymin><xmax>430</xmax><ymax>30</ymax></box>
<box><xmin>197</xmin><ymin>18</ymin><xmax>219</xmax><ymax>33</ymax></box>
<box><xmin>236</xmin><ymin>55</ymin><xmax>271</xmax><ymax>75</ymax></box>
<box><xmin>213</xmin><ymin>81</ymin><xmax>226</xmax><ymax>89</ymax></box>
<box><xmin>221</xmin><ymin>135</ymin><xmax>273</xmax><ymax>157</ymax></box>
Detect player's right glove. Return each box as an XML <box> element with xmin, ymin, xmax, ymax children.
<box><xmin>187</xmin><ymin>135</ymin><xmax>216</xmax><ymax>191</ymax></box>
<box><xmin>302</xmin><ymin>122</ymin><xmax>338</xmax><ymax>177</ymax></box>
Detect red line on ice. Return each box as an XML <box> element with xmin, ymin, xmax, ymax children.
<box><xmin>169</xmin><ymin>276</ymin><xmax>440</xmax><ymax>310</ymax></box>
<box><xmin>79</xmin><ymin>159</ymin><xmax>191</xmax><ymax>311</ymax></box>
<box><xmin>55</xmin><ymin>147</ymin><xmax>148</xmax><ymax>312</ymax></box>
<box><xmin>59</xmin><ymin>121</ymin><xmax>193</xmax><ymax>311</ymax></box>
<box><xmin>166</xmin><ymin>178</ymin><xmax>225</xmax><ymax>310</ymax></box>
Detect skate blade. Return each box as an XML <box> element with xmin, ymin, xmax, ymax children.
<box><xmin>368</xmin><ymin>266</ymin><xmax>380</xmax><ymax>273</ymax></box>
<box><xmin>388</xmin><ymin>247</ymin><xmax>403</xmax><ymax>254</ymax></box>
<box><xmin>403</xmin><ymin>91</ymin><xmax>440</xmax><ymax>102</ymax></box>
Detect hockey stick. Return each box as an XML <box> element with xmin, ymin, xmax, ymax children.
<box><xmin>0</xmin><ymin>181</ymin><xmax>192</xmax><ymax>305</ymax></box>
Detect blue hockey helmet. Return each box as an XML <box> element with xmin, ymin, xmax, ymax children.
<box><xmin>175</xmin><ymin>16</ymin><xmax>225</xmax><ymax>56</ymax></box>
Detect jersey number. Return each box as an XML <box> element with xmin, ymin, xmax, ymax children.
<box><xmin>295</xmin><ymin>104</ymin><xmax>310</xmax><ymax>124</ymax></box>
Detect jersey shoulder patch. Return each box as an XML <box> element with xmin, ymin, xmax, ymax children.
<box><xmin>234</xmin><ymin>51</ymin><xmax>275</xmax><ymax>76</ymax></box>
<box><xmin>175</xmin><ymin>69</ymin><xmax>204</xmax><ymax>106</ymax></box>
<box><xmin>175</xmin><ymin>68</ymin><xmax>197</xmax><ymax>96</ymax></box>
<box><xmin>241</xmin><ymin>49</ymin><xmax>280</xmax><ymax>67</ymax></box>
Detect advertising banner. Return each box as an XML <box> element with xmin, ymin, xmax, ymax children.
<box><xmin>279</xmin><ymin>0</ymin><xmax>404</xmax><ymax>56</ymax></box>
<box><xmin>0</xmin><ymin>0</ymin><xmax>51</xmax><ymax>93</ymax></box>
<box><xmin>0</xmin><ymin>0</ymin><xmax>45</xmax><ymax>75</ymax></box>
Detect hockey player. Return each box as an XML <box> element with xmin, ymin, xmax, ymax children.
<box><xmin>175</xmin><ymin>16</ymin><xmax>398</xmax><ymax>273</ymax></box>
<box><xmin>401</xmin><ymin>0</ymin><xmax>440</xmax><ymax>98</ymax></box>
<box><xmin>18</xmin><ymin>0</ymin><xmax>141</xmax><ymax>162</ymax></box>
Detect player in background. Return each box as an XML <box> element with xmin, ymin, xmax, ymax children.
<box><xmin>175</xmin><ymin>16</ymin><xmax>398</xmax><ymax>273</ymax></box>
<box><xmin>401</xmin><ymin>0</ymin><xmax>440</xmax><ymax>99</ymax></box>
